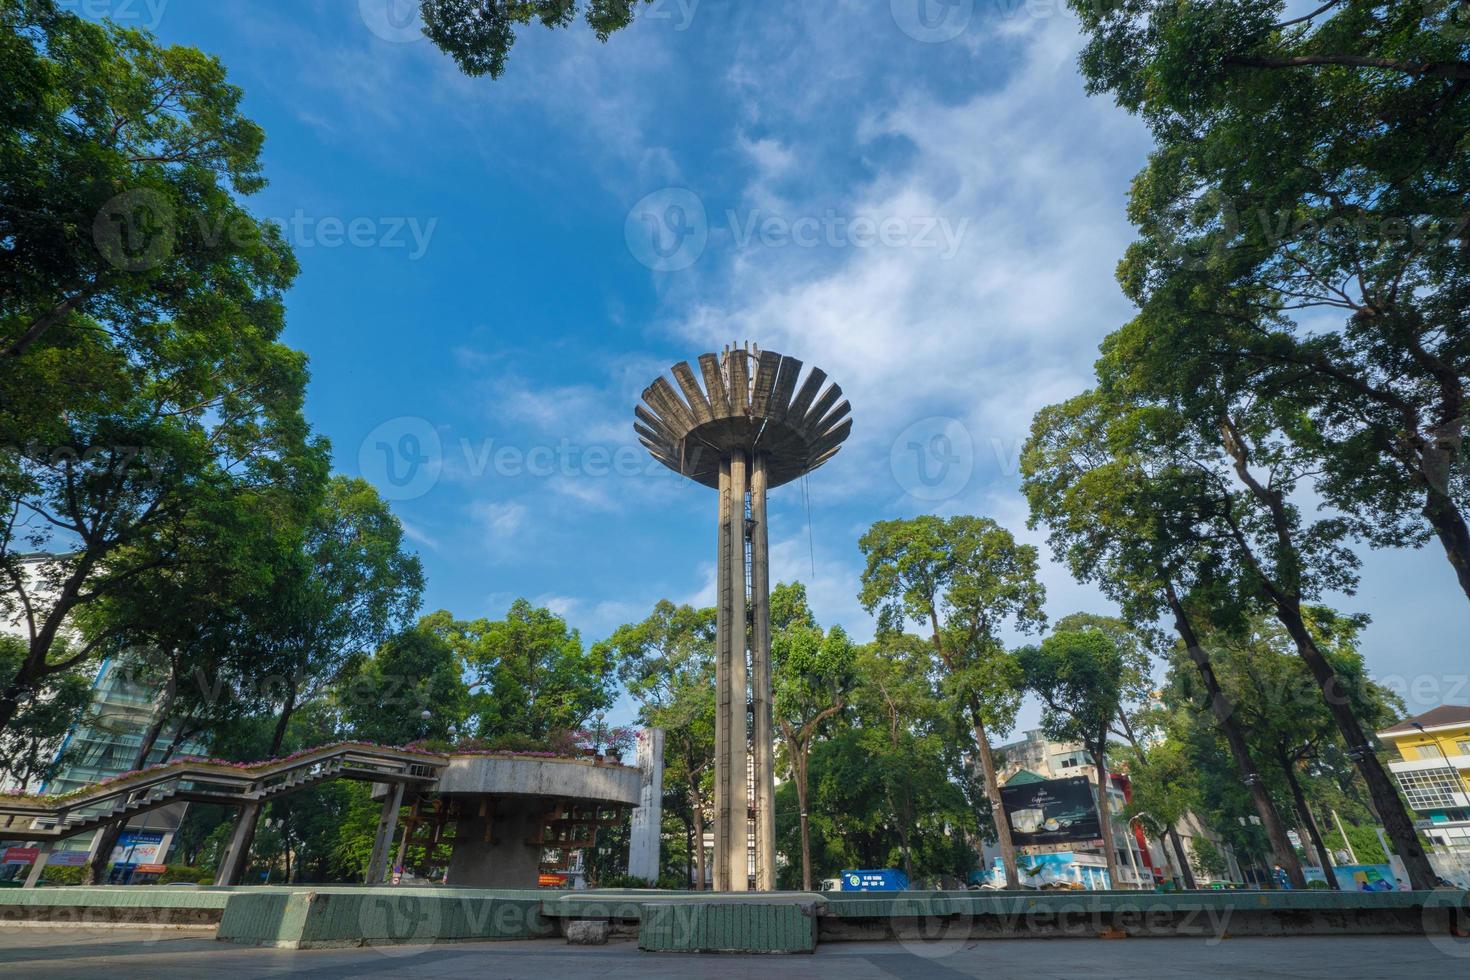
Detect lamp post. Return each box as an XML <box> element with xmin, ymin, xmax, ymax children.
<box><xmin>591</xmin><ymin>711</ymin><xmax>607</xmax><ymax>756</ymax></box>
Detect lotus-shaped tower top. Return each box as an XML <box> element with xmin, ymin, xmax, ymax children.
<box><xmin>634</xmin><ymin>343</ymin><xmax>852</xmax><ymax>489</ymax></box>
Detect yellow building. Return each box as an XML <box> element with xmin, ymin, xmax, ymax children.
<box><xmin>1378</xmin><ymin>705</ymin><xmax>1470</xmax><ymax>853</ymax></box>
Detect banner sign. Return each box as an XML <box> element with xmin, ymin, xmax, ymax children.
<box><xmin>48</xmin><ymin>851</ymin><xmax>89</xmax><ymax>867</ymax></box>
<box><xmin>110</xmin><ymin>831</ymin><xmax>164</xmax><ymax>866</ymax></box>
<box><xmin>2</xmin><ymin>847</ymin><xmax>38</xmax><ymax>865</ymax></box>
<box><xmin>1000</xmin><ymin>776</ymin><xmax>1103</xmax><ymax>848</ymax></box>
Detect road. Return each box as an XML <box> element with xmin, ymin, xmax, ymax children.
<box><xmin>1</xmin><ymin>928</ymin><xmax>1466</xmax><ymax>978</ymax></box>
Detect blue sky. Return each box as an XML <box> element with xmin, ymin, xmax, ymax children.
<box><xmin>113</xmin><ymin>0</ymin><xmax>1470</xmax><ymax>726</ymax></box>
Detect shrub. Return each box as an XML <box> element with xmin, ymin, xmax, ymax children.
<box><xmin>39</xmin><ymin>865</ymin><xmax>84</xmax><ymax>886</ymax></box>
<box><xmin>158</xmin><ymin>864</ymin><xmax>213</xmax><ymax>885</ymax></box>
<box><xmin>596</xmin><ymin>873</ymin><xmax>654</xmax><ymax>889</ymax></box>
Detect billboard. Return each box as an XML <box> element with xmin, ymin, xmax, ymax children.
<box><xmin>1000</xmin><ymin>776</ymin><xmax>1102</xmax><ymax>848</ymax></box>
<box><xmin>110</xmin><ymin>830</ymin><xmax>164</xmax><ymax>866</ymax></box>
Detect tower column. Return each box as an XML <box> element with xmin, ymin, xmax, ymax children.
<box><xmin>750</xmin><ymin>453</ymin><xmax>776</xmax><ymax>891</ymax></box>
<box><xmin>725</xmin><ymin>450</ymin><xmax>750</xmax><ymax>891</ymax></box>
<box><xmin>714</xmin><ymin>456</ymin><xmax>733</xmax><ymax>890</ymax></box>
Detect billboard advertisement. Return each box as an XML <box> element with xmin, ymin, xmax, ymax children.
<box><xmin>1000</xmin><ymin>776</ymin><xmax>1102</xmax><ymax>848</ymax></box>
<box><xmin>110</xmin><ymin>831</ymin><xmax>164</xmax><ymax>866</ymax></box>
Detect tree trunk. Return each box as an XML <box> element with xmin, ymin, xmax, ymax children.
<box><xmin>0</xmin><ymin>690</ymin><xmax>21</xmax><ymax>737</ymax></box>
<box><xmin>1167</xmin><ymin>825</ymin><xmax>1197</xmax><ymax>890</ymax></box>
<box><xmin>1423</xmin><ymin>485</ymin><xmax>1470</xmax><ymax>603</ymax></box>
<box><xmin>1278</xmin><ymin>748</ymin><xmax>1338</xmax><ymax>889</ymax></box>
<box><xmin>1093</xmin><ymin>753</ymin><xmax>1122</xmax><ymax>889</ymax></box>
<box><xmin>896</xmin><ymin>791</ymin><xmax>915</xmax><ymax>885</ymax></box>
<box><xmin>1219</xmin><ymin>417</ymin><xmax>1437</xmax><ymax>890</ymax></box>
<box><xmin>269</xmin><ymin>682</ymin><xmax>297</xmax><ymax>756</ymax></box>
<box><xmin>689</xmin><ymin>776</ymin><xmax>706</xmax><ymax>892</ymax></box>
<box><xmin>795</xmin><ymin>745</ymin><xmax>813</xmax><ymax>891</ymax></box>
<box><xmin>968</xmin><ymin>700</ymin><xmax>1020</xmax><ymax>889</ymax></box>
<box><xmin>1164</xmin><ymin>582</ymin><xmax>1306</xmax><ymax>888</ymax></box>
<box><xmin>1270</xmin><ymin>601</ymin><xmax>1436</xmax><ymax>889</ymax></box>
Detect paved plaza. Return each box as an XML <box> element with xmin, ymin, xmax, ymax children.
<box><xmin>2</xmin><ymin>928</ymin><xmax>1467</xmax><ymax>979</ymax></box>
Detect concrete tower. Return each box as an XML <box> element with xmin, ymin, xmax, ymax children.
<box><xmin>636</xmin><ymin>344</ymin><xmax>852</xmax><ymax>891</ymax></box>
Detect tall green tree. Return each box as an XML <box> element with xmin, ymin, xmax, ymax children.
<box><xmin>1177</xmin><ymin>609</ymin><xmax>1403</xmax><ymax>889</ymax></box>
<box><xmin>1070</xmin><ymin>0</ymin><xmax>1470</xmax><ymax>602</ymax></box>
<box><xmin>2</xmin><ymin>0</ymin><xmax>293</xmax><ymax>394</ymax></box>
<box><xmin>342</xmin><ymin>623</ymin><xmax>470</xmax><ymax>746</ymax></box>
<box><xmin>1019</xmin><ymin>626</ymin><xmax>1129</xmax><ymax>887</ymax></box>
<box><xmin>1021</xmin><ymin>389</ymin><xmax>1308</xmax><ymax>886</ymax></box>
<box><xmin>1096</xmin><ymin>371</ymin><xmax>1434</xmax><ymax>888</ymax></box>
<box><xmin>769</xmin><ymin>582</ymin><xmax>855</xmax><ymax>891</ymax></box>
<box><xmin>255</xmin><ymin>477</ymin><xmax>424</xmax><ymax>757</ymax></box>
<box><xmin>596</xmin><ymin>600</ymin><xmax>715</xmax><ymax>889</ymax></box>
<box><xmin>1117</xmin><ymin>734</ymin><xmax>1200</xmax><ymax>889</ymax></box>
<box><xmin>431</xmin><ymin>599</ymin><xmax>612</xmax><ymax>739</ymax></box>
<box><xmin>0</xmin><ymin>0</ymin><xmax>325</xmax><ymax>737</ymax></box>
<box><xmin>858</xmin><ymin>515</ymin><xmax>1044</xmax><ymax>890</ymax></box>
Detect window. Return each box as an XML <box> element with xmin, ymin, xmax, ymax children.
<box><xmin>1396</xmin><ymin>768</ymin><xmax>1464</xmax><ymax>810</ymax></box>
<box><xmin>1456</xmin><ymin>739</ymin><xmax>1470</xmax><ymax>757</ymax></box>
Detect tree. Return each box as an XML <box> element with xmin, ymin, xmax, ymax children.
<box><xmin>342</xmin><ymin>624</ymin><xmax>470</xmax><ymax>746</ymax></box>
<box><xmin>1</xmin><ymin>0</ymin><xmax>326</xmax><ymax>737</ymax></box>
<box><xmin>1118</xmin><ymin>735</ymin><xmax>1200</xmax><ymax>889</ymax></box>
<box><xmin>1093</xmin><ymin>367</ymin><xmax>1436</xmax><ymax>889</ymax></box>
<box><xmin>1070</xmin><ymin>0</ymin><xmax>1470</xmax><ymax>602</ymax></box>
<box><xmin>433</xmin><ymin>599</ymin><xmax>611</xmax><ymax>739</ymax></box>
<box><xmin>596</xmin><ymin>600</ymin><xmax>715</xmax><ymax>888</ymax></box>
<box><xmin>1178</xmin><ymin>609</ymin><xmax>1404</xmax><ymax>890</ymax></box>
<box><xmin>769</xmin><ymin>582</ymin><xmax>855</xmax><ymax>891</ymax></box>
<box><xmin>858</xmin><ymin>515</ymin><xmax>1044</xmax><ymax>890</ymax></box>
<box><xmin>420</xmin><ymin>0</ymin><xmax>650</xmax><ymax>78</ymax></box>
<box><xmin>0</xmin><ymin>634</ymin><xmax>89</xmax><ymax>791</ymax></box>
<box><xmin>1021</xmin><ymin>389</ymin><xmax>1308</xmax><ymax>886</ymax></box>
<box><xmin>1052</xmin><ymin>611</ymin><xmax>1159</xmax><ymax>751</ymax></box>
<box><xmin>849</xmin><ymin>633</ymin><xmax>955</xmax><ymax>883</ymax></box>
<box><xmin>2</xmin><ymin>0</ymin><xmax>292</xmax><ymax>385</ymax></box>
<box><xmin>1019</xmin><ymin>626</ymin><xmax>1129</xmax><ymax>888</ymax></box>
<box><xmin>253</xmin><ymin>477</ymin><xmax>424</xmax><ymax>757</ymax></box>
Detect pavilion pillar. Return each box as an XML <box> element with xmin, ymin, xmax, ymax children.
<box><xmin>750</xmin><ymin>453</ymin><xmax>776</xmax><ymax>891</ymax></box>
<box><xmin>214</xmin><ymin>800</ymin><xmax>261</xmax><ymax>886</ymax></box>
<box><xmin>22</xmin><ymin>841</ymin><xmax>54</xmax><ymax>888</ymax></box>
<box><xmin>365</xmin><ymin>782</ymin><xmax>406</xmax><ymax>885</ymax></box>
